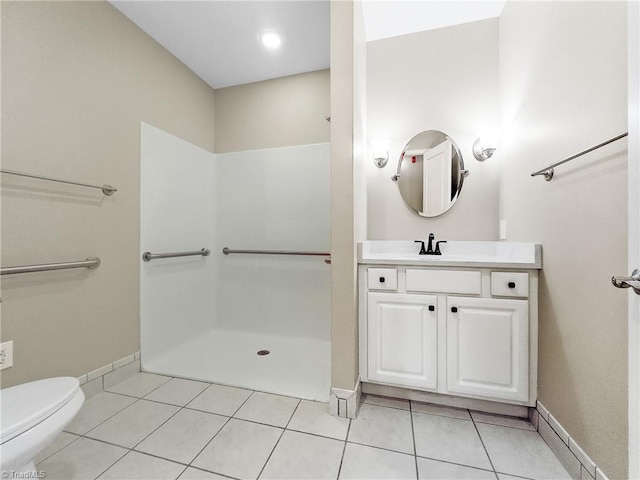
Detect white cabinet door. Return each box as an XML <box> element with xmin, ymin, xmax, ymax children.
<box><xmin>368</xmin><ymin>292</ymin><xmax>438</xmax><ymax>389</ymax></box>
<box><xmin>447</xmin><ymin>297</ymin><xmax>529</xmax><ymax>402</ymax></box>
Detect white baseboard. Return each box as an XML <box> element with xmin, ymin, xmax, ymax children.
<box><xmin>330</xmin><ymin>377</ymin><xmax>361</xmax><ymax>418</ymax></box>
<box><xmin>78</xmin><ymin>351</ymin><xmax>141</xmax><ymax>399</ymax></box>
<box><xmin>534</xmin><ymin>401</ymin><xmax>609</xmax><ymax>480</ymax></box>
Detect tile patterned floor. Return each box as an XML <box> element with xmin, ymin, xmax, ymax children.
<box><xmin>36</xmin><ymin>373</ymin><xmax>572</xmax><ymax>480</ymax></box>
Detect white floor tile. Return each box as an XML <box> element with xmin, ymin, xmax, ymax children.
<box><xmin>339</xmin><ymin>442</ymin><xmax>416</xmax><ymax>480</ymax></box>
<box><xmin>417</xmin><ymin>457</ymin><xmax>495</xmax><ymax>480</ymax></box>
<box><xmin>34</xmin><ymin>432</ymin><xmax>79</xmax><ymax>464</ymax></box>
<box><xmin>412</xmin><ymin>412</ymin><xmax>492</xmax><ymax>470</ymax></box>
<box><xmin>98</xmin><ymin>451</ymin><xmax>185</xmax><ymax>479</ymax></box>
<box><xmin>65</xmin><ymin>391</ymin><xmax>137</xmax><ymax>435</ymax></box>
<box><xmin>261</xmin><ymin>430</ymin><xmax>344</xmax><ymax>480</ymax></box>
<box><xmin>187</xmin><ymin>383</ymin><xmax>253</xmax><ymax>416</ymax></box>
<box><xmin>178</xmin><ymin>467</ymin><xmax>230</xmax><ymax>479</ymax></box>
<box><xmin>348</xmin><ymin>403</ymin><xmax>414</xmax><ymax>454</ymax></box>
<box><xmin>192</xmin><ymin>418</ymin><xmax>282</xmax><ymax>480</ymax></box>
<box><xmin>362</xmin><ymin>394</ymin><xmax>410</xmax><ymax>411</ymax></box>
<box><xmin>411</xmin><ymin>402</ymin><xmax>471</xmax><ymax>421</ymax></box>
<box><xmin>37</xmin><ymin>437</ymin><xmax>127</xmax><ymax>480</ymax></box>
<box><xmin>287</xmin><ymin>400</ymin><xmax>350</xmax><ymax>440</ymax></box>
<box><xmin>144</xmin><ymin>377</ymin><xmax>210</xmax><ymax>406</ymax></box>
<box><xmin>477</xmin><ymin>423</ymin><xmax>571</xmax><ymax>479</ymax></box>
<box><xmin>106</xmin><ymin>372</ymin><xmax>171</xmax><ymax>398</ymax></box>
<box><xmin>86</xmin><ymin>399</ymin><xmax>179</xmax><ymax>448</ymax></box>
<box><xmin>471</xmin><ymin>411</ymin><xmax>536</xmax><ymax>431</ymax></box>
<box><xmin>136</xmin><ymin>408</ymin><xmax>228</xmax><ymax>464</ymax></box>
<box><xmin>234</xmin><ymin>391</ymin><xmax>299</xmax><ymax>428</ymax></box>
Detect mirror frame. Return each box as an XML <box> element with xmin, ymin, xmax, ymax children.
<box><xmin>392</xmin><ymin>130</ymin><xmax>469</xmax><ymax>218</ymax></box>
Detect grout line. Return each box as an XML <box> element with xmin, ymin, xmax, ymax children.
<box><xmin>345</xmin><ymin>439</ymin><xmax>415</xmax><ymax>457</ymax></box>
<box><xmin>91</xmin><ymin>445</ymin><xmax>130</xmax><ymax>479</ymax></box>
<box><xmin>130</xmin><ymin>403</ymin><xmax>184</xmax><ymax>451</ymax></box>
<box><xmin>186</xmin><ymin>415</ymin><xmax>234</xmax><ymax>468</ymax></box>
<box><xmin>256</xmin><ymin>424</ymin><xmax>287</xmax><ymax>479</ymax></box>
<box><xmin>35</xmin><ymin>434</ymin><xmax>82</xmax><ymax>465</ymax></box>
<box><xmin>409</xmin><ymin>402</ymin><xmax>419</xmax><ymax>480</ymax></box>
<box><xmin>182</xmin><ymin>465</ymin><xmax>242</xmax><ymax>480</ymax></box>
<box><xmin>335</xmin><ymin>420</ymin><xmax>352</xmax><ymax>479</ymax></box>
<box><xmin>470</xmin><ymin>409</ymin><xmax>498</xmax><ymax>475</ymax></box>
<box><xmin>65</xmin><ymin>396</ymin><xmax>142</xmax><ymax>438</ymax></box>
<box><xmin>414</xmin><ymin>453</ymin><xmax>500</xmax><ymax>476</ymax></box>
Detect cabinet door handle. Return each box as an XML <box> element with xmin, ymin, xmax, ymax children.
<box><xmin>428</xmin><ymin>305</ymin><xmax>435</xmax><ymax>312</ymax></box>
<box><xmin>379</xmin><ymin>277</ymin><xmax>385</xmax><ymax>283</ymax></box>
<box><xmin>451</xmin><ymin>307</ymin><xmax>458</xmax><ymax>313</ymax></box>
<box><xmin>508</xmin><ymin>281</ymin><xmax>516</xmax><ymax>289</ymax></box>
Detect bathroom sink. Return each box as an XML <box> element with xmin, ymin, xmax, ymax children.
<box><xmin>358</xmin><ymin>241</ymin><xmax>542</xmax><ymax>269</ymax></box>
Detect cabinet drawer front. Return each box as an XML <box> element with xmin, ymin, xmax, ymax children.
<box><xmin>406</xmin><ymin>269</ymin><xmax>481</xmax><ymax>295</ymax></box>
<box><xmin>491</xmin><ymin>272</ymin><xmax>529</xmax><ymax>297</ymax></box>
<box><xmin>368</xmin><ymin>268</ymin><xmax>398</xmax><ymax>291</ymax></box>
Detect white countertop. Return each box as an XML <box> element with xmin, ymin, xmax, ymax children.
<box><xmin>358</xmin><ymin>241</ymin><xmax>542</xmax><ymax>269</ymax></box>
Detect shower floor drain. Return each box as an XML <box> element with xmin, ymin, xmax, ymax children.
<box><xmin>257</xmin><ymin>350</ymin><xmax>270</xmax><ymax>356</ymax></box>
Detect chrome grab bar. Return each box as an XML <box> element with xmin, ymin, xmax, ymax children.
<box><xmin>222</xmin><ymin>247</ymin><xmax>330</xmax><ymax>257</ymax></box>
<box><xmin>0</xmin><ymin>257</ymin><xmax>101</xmax><ymax>276</ymax></box>
<box><xmin>142</xmin><ymin>248</ymin><xmax>210</xmax><ymax>262</ymax></box>
<box><xmin>1</xmin><ymin>169</ymin><xmax>117</xmax><ymax>196</ymax></box>
<box><xmin>531</xmin><ymin>132</ymin><xmax>628</xmax><ymax>181</ymax></box>
<box><xmin>612</xmin><ymin>269</ymin><xmax>640</xmax><ymax>295</ymax></box>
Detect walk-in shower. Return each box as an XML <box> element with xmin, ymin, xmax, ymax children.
<box><xmin>140</xmin><ymin>123</ymin><xmax>331</xmax><ymax>401</ymax></box>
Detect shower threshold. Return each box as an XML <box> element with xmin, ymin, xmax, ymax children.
<box><xmin>142</xmin><ymin>328</ymin><xmax>330</xmax><ymax>402</ymax></box>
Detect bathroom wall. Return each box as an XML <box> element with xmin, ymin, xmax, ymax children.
<box><xmin>499</xmin><ymin>2</ymin><xmax>628</xmax><ymax>477</ymax></box>
<box><xmin>330</xmin><ymin>0</ymin><xmax>368</xmax><ymax>392</ymax></box>
<box><xmin>214</xmin><ymin>70</ymin><xmax>330</xmax><ymax>153</ymax></box>
<box><xmin>367</xmin><ymin>19</ymin><xmax>500</xmax><ymax>242</ymax></box>
<box><xmin>0</xmin><ymin>2</ymin><xmax>215</xmax><ymax>387</ymax></box>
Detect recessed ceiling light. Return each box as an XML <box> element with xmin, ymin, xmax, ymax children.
<box><xmin>261</xmin><ymin>32</ymin><xmax>281</xmax><ymax>49</ymax></box>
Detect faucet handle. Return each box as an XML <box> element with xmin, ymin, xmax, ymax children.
<box><xmin>435</xmin><ymin>240</ymin><xmax>447</xmax><ymax>255</ymax></box>
<box><xmin>414</xmin><ymin>240</ymin><xmax>427</xmax><ymax>255</ymax></box>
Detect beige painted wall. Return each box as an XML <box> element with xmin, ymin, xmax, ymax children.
<box><xmin>367</xmin><ymin>19</ymin><xmax>500</xmax><ymax>241</ymax></box>
<box><xmin>330</xmin><ymin>0</ymin><xmax>367</xmax><ymax>391</ymax></box>
<box><xmin>213</xmin><ymin>70</ymin><xmax>330</xmax><ymax>153</ymax></box>
<box><xmin>0</xmin><ymin>1</ymin><xmax>215</xmax><ymax>387</ymax></box>
<box><xmin>499</xmin><ymin>2</ymin><xmax>628</xmax><ymax>477</ymax></box>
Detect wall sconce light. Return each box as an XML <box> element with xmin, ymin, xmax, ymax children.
<box><xmin>472</xmin><ymin>126</ymin><xmax>501</xmax><ymax>161</ymax></box>
<box><xmin>372</xmin><ymin>139</ymin><xmax>391</xmax><ymax>168</ymax></box>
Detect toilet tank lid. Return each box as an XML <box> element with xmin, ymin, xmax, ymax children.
<box><xmin>0</xmin><ymin>377</ymin><xmax>80</xmax><ymax>444</ymax></box>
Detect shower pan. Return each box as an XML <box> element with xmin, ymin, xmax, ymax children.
<box><xmin>140</xmin><ymin>123</ymin><xmax>331</xmax><ymax>401</ymax></box>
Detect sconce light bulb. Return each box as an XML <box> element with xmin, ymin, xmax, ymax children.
<box><xmin>473</xmin><ymin>126</ymin><xmax>501</xmax><ymax>161</ymax></box>
<box><xmin>372</xmin><ymin>139</ymin><xmax>391</xmax><ymax>168</ymax></box>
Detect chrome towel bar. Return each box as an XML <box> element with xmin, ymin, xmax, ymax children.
<box><xmin>222</xmin><ymin>247</ymin><xmax>330</xmax><ymax>257</ymax></box>
<box><xmin>531</xmin><ymin>132</ymin><xmax>628</xmax><ymax>181</ymax></box>
<box><xmin>142</xmin><ymin>248</ymin><xmax>210</xmax><ymax>262</ymax></box>
<box><xmin>1</xmin><ymin>169</ymin><xmax>117</xmax><ymax>196</ymax></box>
<box><xmin>0</xmin><ymin>257</ymin><xmax>101</xmax><ymax>276</ymax></box>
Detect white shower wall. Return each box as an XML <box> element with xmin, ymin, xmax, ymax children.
<box><xmin>215</xmin><ymin>144</ymin><xmax>331</xmax><ymax>340</ymax></box>
<box><xmin>140</xmin><ymin>123</ymin><xmax>331</xmax><ymax>400</ymax></box>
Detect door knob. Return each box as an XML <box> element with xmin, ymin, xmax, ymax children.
<box><xmin>612</xmin><ymin>269</ymin><xmax>640</xmax><ymax>295</ymax></box>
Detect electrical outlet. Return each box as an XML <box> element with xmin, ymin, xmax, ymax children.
<box><xmin>0</xmin><ymin>341</ymin><xmax>14</xmax><ymax>370</ymax></box>
<box><xmin>499</xmin><ymin>220</ymin><xmax>507</xmax><ymax>240</ymax></box>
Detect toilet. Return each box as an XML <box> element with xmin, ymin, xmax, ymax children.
<box><xmin>0</xmin><ymin>377</ymin><xmax>84</xmax><ymax>474</ymax></box>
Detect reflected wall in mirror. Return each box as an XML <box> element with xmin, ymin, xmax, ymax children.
<box><xmin>393</xmin><ymin>130</ymin><xmax>468</xmax><ymax>217</ymax></box>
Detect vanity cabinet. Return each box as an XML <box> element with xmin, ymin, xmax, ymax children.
<box><xmin>359</xmin><ymin>252</ymin><xmax>540</xmax><ymax>407</ymax></box>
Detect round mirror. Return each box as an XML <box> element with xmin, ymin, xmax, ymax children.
<box><xmin>392</xmin><ymin>130</ymin><xmax>468</xmax><ymax>217</ymax></box>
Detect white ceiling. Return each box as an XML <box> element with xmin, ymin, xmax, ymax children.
<box><xmin>111</xmin><ymin>1</ymin><xmax>504</xmax><ymax>89</ymax></box>
<box><xmin>110</xmin><ymin>1</ymin><xmax>330</xmax><ymax>89</ymax></box>
<box><xmin>362</xmin><ymin>1</ymin><xmax>506</xmax><ymax>42</ymax></box>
